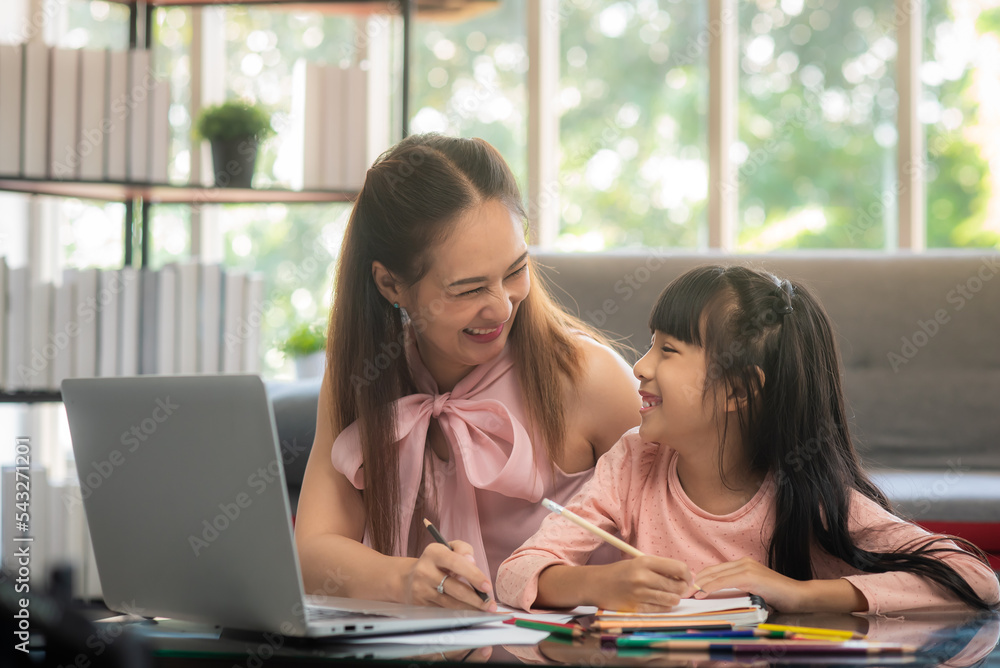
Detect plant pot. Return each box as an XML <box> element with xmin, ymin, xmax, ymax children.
<box><xmin>209</xmin><ymin>136</ymin><xmax>258</xmax><ymax>188</ymax></box>
<box><xmin>294</xmin><ymin>351</ymin><xmax>326</xmax><ymax>379</ymax></box>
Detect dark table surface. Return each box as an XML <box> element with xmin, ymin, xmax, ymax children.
<box><xmin>76</xmin><ymin>608</ymin><xmax>1000</xmax><ymax>668</ymax></box>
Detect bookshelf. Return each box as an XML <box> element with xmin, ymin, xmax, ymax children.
<box><xmin>101</xmin><ymin>0</ymin><xmax>498</xmax><ymax>21</ymax></box>
<box><xmin>0</xmin><ymin>0</ymin><xmax>499</xmax><ymax>266</ymax></box>
<box><xmin>0</xmin><ymin>178</ymin><xmax>358</xmax><ymax>204</ymax></box>
<box><xmin>0</xmin><ymin>178</ymin><xmax>360</xmax><ymax>266</ymax></box>
<box><xmin>0</xmin><ymin>0</ymin><xmax>498</xmax><ymax>401</ymax></box>
<box><xmin>0</xmin><ymin>390</ymin><xmax>62</xmax><ymax>403</ymax></box>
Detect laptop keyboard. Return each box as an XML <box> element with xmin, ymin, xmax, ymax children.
<box><xmin>306</xmin><ymin>606</ymin><xmax>391</xmax><ymax>622</ymax></box>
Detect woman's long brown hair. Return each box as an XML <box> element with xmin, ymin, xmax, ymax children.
<box><xmin>326</xmin><ymin>134</ymin><xmax>610</xmax><ymax>556</ymax></box>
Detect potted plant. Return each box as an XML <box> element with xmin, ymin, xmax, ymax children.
<box><xmin>279</xmin><ymin>323</ymin><xmax>327</xmax><ymax>379</ymax></box>
<box><xmin>194</xmin><ymin>99</ymin><xmax>274</xmax><ymax>188</ymax></box>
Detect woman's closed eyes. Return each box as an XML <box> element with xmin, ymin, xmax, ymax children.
<box><xmin>458</xmin><ymin>264</ymin><xmax>528</xmax><ymax>297</ymax></box>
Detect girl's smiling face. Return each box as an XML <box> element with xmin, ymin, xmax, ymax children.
<box><xmin>633</xmin><ymin>330</ymin><xmax>722</xmax><ymax>447</ymax></box>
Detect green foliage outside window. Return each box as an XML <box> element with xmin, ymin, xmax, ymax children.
<box><xmin>61</xmin><ymin>0</ymin><xmax>1000</xmax><ymax>379</ymax></box>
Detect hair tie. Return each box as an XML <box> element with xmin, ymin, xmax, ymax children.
<box><xmin>773</xmin><ymin>279</ymin><xmax>795</xmax><ymax>316</ymax></box>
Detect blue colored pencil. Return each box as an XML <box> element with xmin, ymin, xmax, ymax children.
<box><xmin>630</xmin><ymin>629</ymin><xmax>787</xmax><ymax>640</ymax></box>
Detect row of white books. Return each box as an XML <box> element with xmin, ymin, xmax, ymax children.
<box><xmin>0</xmin><ymin>259</ymin><xmax>265</xmax><ymax>392</ymax></box>
<box><xmin>291</xmin><ymin>59</ymin><xmax>389</xmax><ymax>192</ymax></box>
<box><xmin>0</xmin><ymin>44</ymin><xmax>170</xmax><ymax>183</ymax></box>
<box><xmin>1</xmin><ymin>467</ymin><xmax>102</xmax><ymax>600</ymax></box>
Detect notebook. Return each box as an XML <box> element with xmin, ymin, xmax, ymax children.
<box><xmin>590</xmin><ymin>593</ymin><xmax>768</xmax><ymax>631</ymax></box>
<box><xmin>62</xmin><ymin>375</ymin><xmax>505</xmax><ymax>638</ymax></box>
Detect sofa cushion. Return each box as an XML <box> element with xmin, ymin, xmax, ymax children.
<box><xmin>868</xmin><ymin>470</ymin><xmax>1000</xmax><ymax>524</ymax></box>
<box><xmin>266</xmin><ymin>379</ymin><xmax>321</xmax><ymax>512</ymax></box>
<box><xmin>845</xmin><ymin>370</ymin><xmax>1000</xmax><ymax>470</ymax></box>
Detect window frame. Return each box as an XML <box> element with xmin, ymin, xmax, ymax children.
<box><xmin>527</xmin><ymin>0</ymin><xmax>928</xmax><ymax>252</ymax></box>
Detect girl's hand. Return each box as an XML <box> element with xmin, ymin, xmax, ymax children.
<box><xmin>400</xmin><ymin>541</ymin><xmax>497</xmax><ymax>612</ymax></box>
<box><xmin>694</xmin><ymin>557</ymin><xmax>808</xmax><ymax>611</ymax></box>
<box><xmin>592</xmin><ymin>556</ymin><xmax>697</xmax><ymax>612</ymax></box>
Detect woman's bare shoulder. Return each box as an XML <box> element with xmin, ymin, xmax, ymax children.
<box><xmin>568</xmin><ymin>336</ymin><xmax>641</xmax><ymax>459</ymax></box>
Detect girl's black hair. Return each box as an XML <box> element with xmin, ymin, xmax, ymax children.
<box><xmin>649</xmin><ymin>264</ymin><xmax>997</xmax><ymax>611</ymax></box>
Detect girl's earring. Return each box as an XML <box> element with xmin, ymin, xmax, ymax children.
<box><xmin>393</xmin><ymin>302</ymin><xmax>400</xmax><ymax>309</ymax></box>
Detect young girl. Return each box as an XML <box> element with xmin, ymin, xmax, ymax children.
<box><xmin>496</xmin><ymin>265</ymin><xmax>1000</xmax><ymax>614</ymax></box>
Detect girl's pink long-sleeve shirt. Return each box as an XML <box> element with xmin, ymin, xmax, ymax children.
<box><xmin>496</xmin><ymin>428</ymin><xmax>1000</xmax><ymax>613</ymax></box>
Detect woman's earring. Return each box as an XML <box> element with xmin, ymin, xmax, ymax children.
<box><xmin>393</xmin><ymin>302</ymin><xmax>400</xmax><ymax>309</ymax></box>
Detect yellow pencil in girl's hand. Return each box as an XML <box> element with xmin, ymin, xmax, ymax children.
<box><xmin>540</xmin><ymin>498</ymin><xmax>705</xmax><ymax>594</ymax></box>
<box><xmin>542</xmin><ymin>498</ymin><xmax>644</xmax><ymax>557</ymax></box>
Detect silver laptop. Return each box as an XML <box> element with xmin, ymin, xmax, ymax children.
<box><xmin>62</xmin><ymin>375</ymin><xmax>504</xmax><ymax>638</ymax></box>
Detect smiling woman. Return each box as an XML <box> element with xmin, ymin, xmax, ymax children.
<box><xmin>293</xmin><ymin>134</ymin><xmax>641</xmax><ymax>611</ymax></box>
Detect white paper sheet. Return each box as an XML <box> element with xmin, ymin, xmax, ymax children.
<box><xmin>340</xmin><ymin>620</ymin><xmax>549</xmax><ymax>646</ymax></box>
<box><xmin>598</xmin><ymin>593</ymin><xmax>756</xmax><ymax>617</ymax></box>
<box><xmin>343</xmin><ymin>605</ymin><xmax>599</xmax><ymax>646</ymax></box>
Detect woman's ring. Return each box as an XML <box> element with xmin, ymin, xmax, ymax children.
<box><xmin>436</xmin><ymin>574</ymin><xmax>449</xmax><ymax>595</ymax></box>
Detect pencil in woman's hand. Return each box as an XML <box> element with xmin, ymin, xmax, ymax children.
<box><xmin>422</xmin><ymin>519</ymin><xmax>491</xmax><ymax>603</ymax></box>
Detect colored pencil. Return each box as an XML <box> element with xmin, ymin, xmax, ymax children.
<box><xmin>541</xmin><ymin>498</ymin><xmax>644</xmax><ymax>557</ymax></box>
<box><xmin>595</xmin><ymin>620</ymin><xmax>735</xmax><ymax>633</ymax></box>
<box><xmin>756</xmin><ymin>623</ymin><xmax>865</xmax><ymax>640</ymax></box>
<box><xmin>630</xmin><ymin>629</ymin><xmax>789</xmax><ymax>639</ymax></box>
<box><xmin>615</xmin><ymin>638</ymin><xmax>914</xmax><ymax>654</ymax></box>
<box><xmin>628</xmin><ymin>629</ymin><xmax>845</xmax><ymax>641</ymax></box>
<box><xmin>540</xmin><ymin>498</ymin><xmax>706</xmax><ymax>594</ymax></box>
<box><xmin>504</xmin><ymin>617</ymin><xmax>584</xmax><ymax>638</ymax></box>
<box><xmin>422</xmin><ymin>519</ymin><xmax>490</xmax><ymax>603</ymax></box>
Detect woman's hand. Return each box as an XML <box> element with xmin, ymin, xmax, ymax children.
<box><xmin>694</xmin><ymin>557</ymin><xmax>867</xmax><ymax>612</ymax></box>
<box><xmin>591</xmin><ymin>556</ymin><xmax>697</xmax><ymax>612</ymax></box>
<box><xmin>399</xmin><ymin>541</ymin><xmax>497</xmax><ymax>612</ymax></box>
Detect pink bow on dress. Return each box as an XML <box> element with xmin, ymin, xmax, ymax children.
<box><xmin>331</xmin><ymin>339</ymin><xmax>545</xmax><ymax>577</ymax></box>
